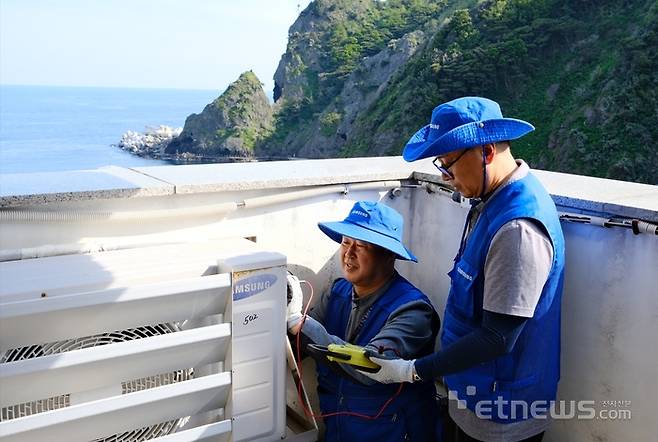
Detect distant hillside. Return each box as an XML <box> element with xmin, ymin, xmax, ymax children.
<box><xmin>169</xmin><ymin>0</ymin><xmax>658</xmax><ymax>184</ymax></box>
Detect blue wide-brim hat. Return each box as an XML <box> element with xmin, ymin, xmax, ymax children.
<box><xmin>403</xmin><ymin>96</ymin><xmax>535</xmax><ymax>162</ymax></box>
<box><xmin>318</xmin><ymin>201</ymin><xmax>417</xmax><ymax>262</ymax></box>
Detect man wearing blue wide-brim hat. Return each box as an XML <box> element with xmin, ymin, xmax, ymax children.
<box><xmin>359</xmin><ymin>97</ymin><xmax>566</xmax><ymax>442</ymax></box>
<box><xmin>286</xmin><ymin>200</ymin><xmax>441</xmax><ymax>441</ymax></box>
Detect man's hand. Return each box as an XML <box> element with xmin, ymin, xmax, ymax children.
<box><xmin>358</xmin><ymin>356</ymin><xmax>417</xmax><ymax>384</ymax></box>
<box><xmin>286</xmin><ymin>273</ymin><xmax>304</xmax><ymax>332</ymax></box>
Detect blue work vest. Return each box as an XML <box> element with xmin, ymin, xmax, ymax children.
<box><xmin>441</xmin><ymin>172</ymin><xmax>565</xmax><ymax>424</ymax></box>
<box><xmin>317</xmin><ymin>274</ymin><xmax>440</xmax><ymax>442</ymax></box>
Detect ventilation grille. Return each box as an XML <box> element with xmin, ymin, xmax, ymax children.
<box><xmin>1</xmin><ymin>323</ymin><xmax>193</xmax><ymax>441</ymax></box>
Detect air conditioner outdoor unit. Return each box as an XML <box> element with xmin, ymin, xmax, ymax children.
<box><xmin>0</xmin><ymin>239</ymin><xmax>301</xmax><ymax>442</ymax></box>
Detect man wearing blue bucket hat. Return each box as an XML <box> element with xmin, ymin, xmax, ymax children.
<box><xmin>358</xmin><ymin>97</ymin><xmax>565</xmax><ymax>442</ymax></box>
<box><xmin>287</xmin><ymin>200</ymin><xmax>440</xmax><ymax>442</ymax></box>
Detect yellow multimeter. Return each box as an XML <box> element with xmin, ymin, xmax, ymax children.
<box><xmin>308</xmin><ymin>343</ymin><xmax>381</xmax><ymax>373</ymax></box>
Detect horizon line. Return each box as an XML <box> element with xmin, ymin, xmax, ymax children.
<box><xmin>0</xmin><ymin>82</ymin><xmax>228</xmax><ymax>93</ymax></box>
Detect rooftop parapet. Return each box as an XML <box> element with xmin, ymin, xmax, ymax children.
<box><xmin>1</xmin><ymin>157</ymin><xmax>656</xmax><ymax>224</ymax></box>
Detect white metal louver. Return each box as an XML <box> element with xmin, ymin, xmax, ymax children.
<box><xmin>0</xmin><ymin>241</ymin><xmax>288</xmax><ymax>442</ymax></box>
<box><xmin>1</xmin><ymin>323</ymin><xmax>193</xmax><ymax>441</ymax></box>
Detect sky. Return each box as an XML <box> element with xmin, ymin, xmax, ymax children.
<box><xmin>0</xmin><ymin>0</ymin><xmax>312</xmax><ymax>93</ymax></box>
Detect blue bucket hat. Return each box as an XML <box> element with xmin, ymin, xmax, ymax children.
<box><xmin>402</xmin><ymin>96</ymin><xmax>535</xmax><ymax>162</ymax></box>
<box><xmin>318</xmin><ymin>201</ymin><xmax>417</xmax><ymax>262</ymax></box>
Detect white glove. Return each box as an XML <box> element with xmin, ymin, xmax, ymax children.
<box><xmin>286</xmin><ymin>273</ymin><xmax>304</xmax><ymax>331</ymax></box>
<box><xmin>358</xmin><ymin>356</ymin><xmax>417</xmax><ymax>384</ymax></box>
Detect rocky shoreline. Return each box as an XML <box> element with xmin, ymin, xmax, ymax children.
<box><xmin>114</xmin><ymin>126</ymin><xmax>296</xmax><ymax>164</ymax></box>
<box><xmin>114</xmin><ymin>125</ymin><xmax>182</xmax><ymax>159</ymax></box>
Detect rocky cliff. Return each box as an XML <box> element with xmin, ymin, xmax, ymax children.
<box><xmin>164</xmin><ymin>0</ymin><xmax>657</xmax><ymax>184</ymax></box>
<box><xmin>255</xmin><ymin>0</ymin><xmax>450</xmax><ymax>158</ymax></box>
<box><xmin>166</xmin><ymin>71</ymin><xmax>273</xmax><ymax>158</ymax></box>
<box><xmin>265</xmin><ymin>29</ymin><xmax>426</xmax><ymax>158</ymax></box>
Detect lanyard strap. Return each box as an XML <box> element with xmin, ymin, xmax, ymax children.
<box><xmin>455</xmin><ymin>200</ymin><xmax>479</xmax><ymax>262</ymax></box>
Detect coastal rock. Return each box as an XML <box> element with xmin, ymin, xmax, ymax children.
<box><xmin>165</xmin><ymin>71</ymin><xmax>273</xmax><ymax>158</ymax></box>
<box><xmin>116</xmin><ymin>125</ymin><xmax>182</xmax><ymax>157</ymax></box>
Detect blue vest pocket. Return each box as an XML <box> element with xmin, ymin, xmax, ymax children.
<box><xmin>494</xmin><ymin>374</ymin><xmax>537</xmax><ymax>392</ymax></box>
<box><xmin>339</xmin><ymin>412</ymin><xmax>408</xmax><ymax>441</ymax></box>
<box><xmin>446</xmin><ymin>259</ymin><xmax>478</xmax><ymax>318</ymax></box>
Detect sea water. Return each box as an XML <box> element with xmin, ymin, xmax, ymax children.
<box><xmin>0</xmin><ymin>85</ymin><xmax>220</xmax><ymax>174</ymax></box>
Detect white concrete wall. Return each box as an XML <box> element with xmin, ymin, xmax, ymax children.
<box><xmin>551</xmin><ymin>222</ymin><xmax>658</xmax><ymax>442</ymax></box>
<box><xmin>0</xmin><ymin>185</ymin><xmax>397</xmax><ymax>306</ymax></box>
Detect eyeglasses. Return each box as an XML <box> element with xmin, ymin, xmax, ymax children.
<box><xmin>432</xmin><ymin>148</ymin><xmax>470</xmax><ymax>179</ymax></box>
